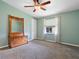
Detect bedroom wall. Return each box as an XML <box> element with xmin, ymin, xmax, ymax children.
<box><xmin>37</xmin><ymin>19</ymin><xmax>44</xmax><ymax>40</ymax></box>
<box><xmin>37</xmin><ymin>10</ymin><xmax>79</xmax><ymax>45</ymax></box>
<box><xmin>12</xmin><ymin>20</ymin><xmax>23</xmax><ymax>32</ymax></box>
<box><xmin>0</xmin><ymin>0</ymin><xmax>34</xmax><ymax>47</ymax></box>
<box><xmin>60</xmin><ymin>10</ymin><xmax>79</xmax><ymax>45</ymax></box>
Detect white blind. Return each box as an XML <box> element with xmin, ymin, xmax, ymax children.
<box><xmin>44</xmin><ymin>18</ymin><xmax>57</xmax><ymax>26</ymax></box>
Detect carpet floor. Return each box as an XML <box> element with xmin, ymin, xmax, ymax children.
<box><xmin>0</xmin><ymin>40</ymin><xmax>79</xmax><ymax>59</ymax></box>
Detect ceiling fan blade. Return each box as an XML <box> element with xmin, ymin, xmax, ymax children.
<box><xmin>41</xmin><ymin>1</ymin><xmax>51</xmax><ymax>6</ymax></box>
<box><xmin>24</xmin><ymin>6</ymin><xmax>34</xmax><ymax>7</ymax></box>
<box><xmin>33</xmin><ymin>0</ymin><xmax>37</xmax><ymax>5</ymax></box>
<box><xmin>37</xmin><ymin>0</ymin><xmax>40</xmax><ymax>4</ymax></box>
<box><xmin>40</xmin><ymin>7</ymin><xmax>46</xmax><ymax>11</ymax></box>
<box><xmin>33</xmin><ymin>9</ymin><xmax>36</xmax><ymax>12</ymax></box>
<box><xmin>33</xmin><ymin>0</ymin><xmax>40</xmax><ymax>5</ymax></box>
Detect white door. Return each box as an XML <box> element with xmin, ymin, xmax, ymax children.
<box><xmin>31</xmin><ymin>19</ymin><xmax>37</xmax><ymax>40</ymax></box>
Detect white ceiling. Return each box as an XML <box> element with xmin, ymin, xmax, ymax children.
<box><xmin>2</xmin><ymin>0</ymin><xmax>79</xmax><ymax>18</ymax></box>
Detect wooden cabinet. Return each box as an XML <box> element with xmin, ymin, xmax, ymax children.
<box><xmin>8</xmin><ymin>15</ymin><xmax>28</xmax><ymax>48</ymax></box>
<box><xmin>8</xmin><ymin>32</ymin><xmax>28</xmax><ymax>48</ymax></box>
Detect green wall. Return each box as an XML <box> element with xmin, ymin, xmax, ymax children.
<box><xmin>12</xmin><ymin>19</ymin><xmax>23</xmax><ymax>32</ymax></box>
<box><xmin>60</xmin><ymin>10</ymin><xmax>79</xmax><ymax>45</ymax></box>
<box><xmin>0</xmin><ymin>0</ymin><xmax>33</xmax><ymax>47</ymax></box>
<box><xmin>37</xmin><ymin>19</ymin><xmax>44</xmax><ymax>39</ymax></box>
<box><xmin>37</xmin><ymin>10</ymin><xmax>79</xmax><ymax>45</ymax></box>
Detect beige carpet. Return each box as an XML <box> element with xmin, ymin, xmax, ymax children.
<box><xmin>0</xmin><ymin>40</ymin><xmax>79</xmax><ymax>59</ymax></box>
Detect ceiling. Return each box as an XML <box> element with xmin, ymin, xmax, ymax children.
<box><xmin>2</xmin><ymin>0</ymin><xmax>79</xmax><ymax>18</ymax></box>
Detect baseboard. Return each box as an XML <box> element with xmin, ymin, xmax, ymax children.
<box><xmin>28</xmin><ymin>39</ymin><xmax>36</xmax><ymax>41</ymax></box>
<box><xmin>0</xmin><ymin>45</ymin><xmax>8</xmax><ymax>49</ymax></box>
<box><xmin>45</xmin><ymin>40</ymin><xmax>56</xmax><ymax>42</ymax></box>
<box><xmin>60</xmin><ymin>42</ymin><xmax>79</xmax><ymax>47</ymax></box>
<box><xmin>35</xmin><ymin>39</ymin><xmax>56</xmax><ymax>43</ymax></box>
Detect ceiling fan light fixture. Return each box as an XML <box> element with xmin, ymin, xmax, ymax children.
<box><xmin>24</xmin><ymin>0</ymin><xmax>51</xmax><ymax>12</ymax></box>
<box><xmin>35</xmin><ymin>5</ymin><xmax>41</xmax><ymax>10</ymax></box>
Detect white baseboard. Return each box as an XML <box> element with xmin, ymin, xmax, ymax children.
<box><xmin>28</xmin><ymin>39</ymin><xmax>35</xmax><ymax>41</ymax></box>
<box><xmin>0</xmin><ymin>45</ymin><xmax>8</xmax><ymax>49</ymax></box>
<box><xmin>45</xmin><ymin>40</ymin><xmax>56</xmax><ymax>42</ymax></box>
<box><xmin>36</xmin><ymin>39</ymin><xmax>56</xmax><ymax>43</ymax></box>
<box><xmin>60</xmin><ymin>42</ymin><xmax>79</xmax><ymax>47</ymax></box>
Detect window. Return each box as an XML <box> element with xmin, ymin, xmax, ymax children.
<box><xmin>44</xmin><ymin>26</ymin><xmax>55</xmax><ymax>34</ymax></box>
<box><xmin>46</xmin><ymin>26</ymin><xmax>52</xmax><ymax>33</ymax></box>
<box><xmin>43</xmin><ymin>17</ymin><xmax>58</xmax><ymax>34</ymax></box>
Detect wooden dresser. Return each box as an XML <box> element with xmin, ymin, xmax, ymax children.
<box><xmin>8</xmin><ymin>32</ymin><xmax>28</xmax><ymax>48</ymax></box>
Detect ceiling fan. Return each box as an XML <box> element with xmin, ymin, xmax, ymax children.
<box><xmin>24</xmin><ymin>0</ymin><xmax>51</xmax><ymax>12</ymax></box>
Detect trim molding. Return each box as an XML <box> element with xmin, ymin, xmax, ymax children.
<box><xmin>45</xmin><ymin>40</ymin><xmax>56</xmax><ymax>42</ymax></box>
<box><xmin>28</xmin><ymin>39</ymin><xmax>35</xmax><ymax>41</ymax></box>
<box><xmin>0</xmin><ymin>45</ymin><xmax>8</xmax><ymax>49</ymax></box>
<box><xmin>60</xmin><ymin>42</ymin><xmax>79</xmax><ymax>47</ymax></box>
<box><xmin>36</xmin><ymin>39</ymin><xmax>56</xmax><ymax>43</ymax></box>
